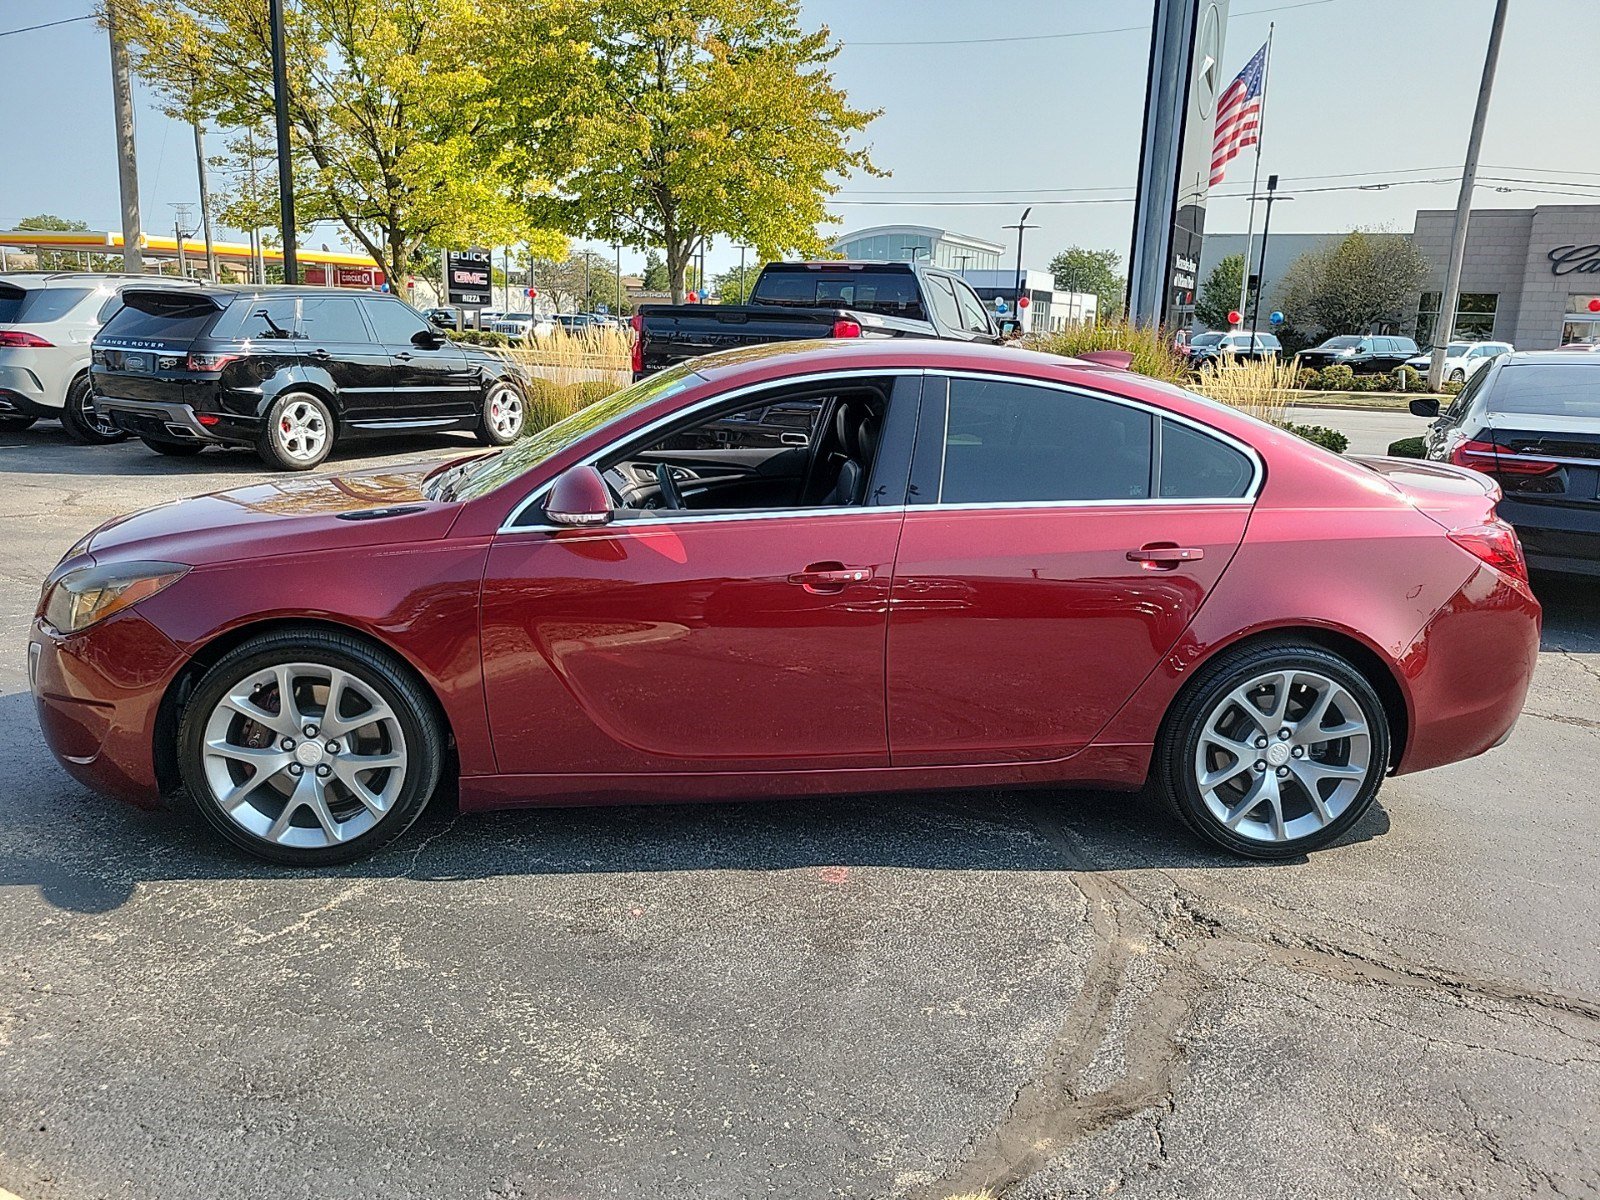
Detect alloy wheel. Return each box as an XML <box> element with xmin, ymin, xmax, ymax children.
<box><xmin>199</xmin><ymin>661</ymin><xmax>408</xmax><ymax>849</ymax></box>
<box><xmin>77</xmin><ymin>386</ymin><xmax>121</xmax><ymax>439</ymax></box>
<box><xmin>1192</xmin><ymin>668</ymin><xmax>1372</xmax><ymax>845</ymax></box>
<box><xmin>275</xmin><ymin>400</ymin><xmax>328</xmax><ymax>462</ymax></box>
<box><xmin>487</xmin><ymin>385</ymin><xmax>524</xmax><ymax>439</ymax></box>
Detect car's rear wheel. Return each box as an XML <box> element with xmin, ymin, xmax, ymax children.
<box><xmin>177</xmin><ymin>630</ymin><xmax>444</xmax><ymax>865</ymax></box>
<box><xmin>1154</xmin><ymin>643</ymin><xmax>1390</xmax><ymax>858</ymax></box>
<box><xmin>1448</xmin><ymin>368</ymin><xmax>1466</xmax><ymax>384</ymax></box>
<box><xmin>61</xmin><ymin>373</ymin><xmax>127</xmax><ymax>444</ymax></box>
<box><xmin>257</xmin><ymin>392</ymin><xmax>333</xmax><ymax>470</ymax></box>
<box><xmin>475</xmin><ymin>380</ymin><xmax>525</xmax><ymax>445</ymax></box>
<box><xmin>139</xmin><ymin>436</ymin><xmax>207</xmax><ymax>457</ymax></box>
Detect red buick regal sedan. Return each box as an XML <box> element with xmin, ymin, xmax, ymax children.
<box><xmin>31</xmin><ymin>340</ymin><xmax>1540</xmax><ymax>865</ymax></box>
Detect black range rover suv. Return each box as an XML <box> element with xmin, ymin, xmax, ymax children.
<box><xmin>90</xmin><ymin>286</ymin><xmax>530</xmax><ymax>470</ymax></box>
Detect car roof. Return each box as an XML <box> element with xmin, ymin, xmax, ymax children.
<box><xmin>1503</xmin><ymin>350</ymin><xmax>1600</xmax><ymax>366</ymax></box>
<box><xmin>0</xmin><ymin>272</ymin><xmax>201</xmax><ymax>290</ymax></box>
<box><xmin>119</xmin><ymin>283</ymin><xmax>396</xmax><ymax>302</ymax></box>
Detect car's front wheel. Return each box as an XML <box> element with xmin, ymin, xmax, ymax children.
<box><xmin>1449</xmin><ymin>368</ymin><xmax>1466</xmax><ymax>384</ymax></box>
<box><xmin>475</xmin><ymin>380</ymin><xmax>525</xmax><ymax>445</ymax></box>
<box><xmin>257</xmin><ymin>392</ymin><xmax>334</xmax><ymax>470</ymax></box>
<box><xmin>61</xmin><ymin>373</ymin><xmax>127</xmax><ymax>445</ymax></box>
<box><xmin>177</xmin><ymin>630</ymin><xmax>444</xmax><ymax>865</ymax></box>
<box><xmin>1153</xmin><ymin>643</ymin><xmax>1390</xmax><ymax>858</ymax></box>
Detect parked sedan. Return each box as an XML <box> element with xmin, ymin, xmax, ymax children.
<box><xmin>1412</xmin><ymin>350</ymin><xmax>1600</xmax><ymax>575</ymax></box>
<box><xmin>1299</xmin><ymin>334</ymin><xmax>1419</xmax><ymax>373</ymax></box>
<box><xmin>90</xmin><ymin>286</ymin><xmax>530</xmax><ymax>469</ymax></box>
<box><xmin>1403</xmin><ymin>341</ymin><xmax>1513</xmax><ymax>383</ymax></box>
<box><xmin>33</xmin><ymin>340</ymin><xmax>1539</xmax><ymax>866</ymax></box>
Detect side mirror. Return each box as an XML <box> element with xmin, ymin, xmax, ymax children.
<box><xmin>1408</xmin><ymin>398</ymin><xmax>1440</xmax><ymax>418</ymax></box>
<box><xmin>412</xmin><ymin>328</ymin><xmax>444</xmax><ymax>349</ymax></box>
<box><xmin>544</xmin><ymin>465</ymin><xmax>614</xmax><ymax>527</ymax></box>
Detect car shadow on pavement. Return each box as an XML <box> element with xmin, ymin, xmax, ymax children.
<box><xmin>0</xmin><ymin>685</ymin><xmax>1389</xmax><ymax>914</ymax></box>
<box><xmin>1533</xmin><ymin>571</ymin><xmax>1600</xmax><ymax>654</ymax></box>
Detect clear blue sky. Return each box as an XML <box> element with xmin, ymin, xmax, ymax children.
<box><xmin>1</xmin><ymin>0</ymin><xmax>1596</xmax><ymax>281</ymax></box>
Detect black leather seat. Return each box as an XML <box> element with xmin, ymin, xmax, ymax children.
<box><xmin>821</xmin><ymin>400</ymin><xmax>880</xmax><ymax>506</ymax></box>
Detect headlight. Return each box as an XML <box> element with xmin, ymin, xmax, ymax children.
<box><xmin>41</xmin><ymin>561</ymin><xmax>189</xmax><ymax>634</ymax></box>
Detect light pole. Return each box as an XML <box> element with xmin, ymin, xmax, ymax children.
<box><xmin>1249</xmin><ymin>176</ymin><xmax>1292</xmax><ymax>341</ymax></box>
<box><xmin>1003</xmin><ymin>206</ymin><xmax>1037</xmax><ymax>320</ymax></box>
<box><xmin>268</xmin><ymin>0</ymin><xmax>297</xmax><ymax>283</ymax></box>
<box><xmin>170</xmin><ymin>203</ymin><xmax>196</xmax><ymax>278</ymax></box>
<box><xmin>615</xmin><ymin>242</ymin><xmax>622</xmax><ymax>311</ymax></box>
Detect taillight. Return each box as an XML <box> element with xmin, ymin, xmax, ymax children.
<box><xmin>1449</xmin><ymin>438</ymin><xmax>1558</xmax><ymax>477</ymax></box>
<box><xmin>0</xmin><ymin>331</ymin><xmax>53</xmax><ymax>348</ymax></box>
<box><xmin>196</xmin><ymin>414</ymin><xmax>221</xmax><ymax>426</ymax></box>
<box><xmin>1448</xmin><ymin>520</ymin><xmax>1530</xmax><ymax>589</ymax></box>
<box><xmin>630</xmin><ymin>313</ymin><xmax>643</xmax><ymax>375</ymax></box>
<box><xmin>831</xmin><ymin>318</ymin><xmax>863</xmax><ymax>338</ymax></box>
<box><xmin>187</xmin><ymin>352</ymin><xmax>241</xmax><ymax>372</ymax></box>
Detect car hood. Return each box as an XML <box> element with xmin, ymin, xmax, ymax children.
<box><xmin>78</xmin><ymin>463</ymin><xmax>461</xmax><ymax>568</ymax></box>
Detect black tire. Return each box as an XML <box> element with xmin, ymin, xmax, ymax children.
<box><xmin>474</xmin><ymin>378</ymin><xmax>526</xmax><ymax>446</ymax></box>
<box><xmin>176</xmin><ymin>628</ymin><xmax>445</xmax><ymax>866</ymax></box>
<box><xmin>0</xmin><ymin>415</ymin><xmax>37</xmax><ymax>432</ymax></box>
<box><xmin>1152</xmin><ymin>642</ymin><xmax>1391</xmax><ymax>859</ymax></box>
<box><xmin>139</xmin><ymin>436</ymin><xmax>207</xmax><ymax>457</ymax></box>
<box><xmin>1448</xmin><ymin>368</ymin><xmax>1466</xmax><ymax>384</ymax></box>
<box><xmin>256</xmin><ymin>391</ymin><xmax>335</xmax><ymax>471</ymax></box>
<box><xmin>60</xmin><ymin>373</ymin><xmax>127</xmax><ymax>444</ymax></box>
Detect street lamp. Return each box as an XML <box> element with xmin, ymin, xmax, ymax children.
<box><xmin>1248</xmin><ymin>176</ymin><xmax>1292</xmax><ymax>341</ymax></box>
<box><xmin>1003</xmin><ymin>207</ymin><xmax>1037</xmax><ymax>322</ymax></box>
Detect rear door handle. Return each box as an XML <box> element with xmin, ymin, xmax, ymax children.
<box><xmin>788</xmin><ymin>561</ymin><xmax>874</xmax><ymax>593</ymax></box>
<box><xmin>1127</xmin><ymin>544</ymin><xmax>1204</xmax><ymax>567</ymax></box>
<box><xmin>394</xmin><ymin>351</ymin><xmax>414</xmax><ymax>360</ymax></box>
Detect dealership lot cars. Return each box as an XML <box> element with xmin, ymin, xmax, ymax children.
<box><xmin>1</xmin><ymin>415</ymin><xmax>1597</xmax><ymax>1199</ymax></box>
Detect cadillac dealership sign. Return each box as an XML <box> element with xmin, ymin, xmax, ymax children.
<box><xmin>1548</xmin><ymin>244</ymin><xmax>1600</xmax><ymax>276</ymax></box>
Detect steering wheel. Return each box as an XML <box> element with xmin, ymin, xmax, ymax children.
<box><xmin>654</xmin><ymin>463</ymin><xmax>686</xmax><ymax>510</ymax></box>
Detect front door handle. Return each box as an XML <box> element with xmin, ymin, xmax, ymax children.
<box><xmin>788</xmin><ymin>561</ymin><xmax>873</xmax><ymax>593</ymax></box>
<box><xmin>308</xmin><ymin>348</ymin><xmax>332</xmax><ymax>360</ymax></box>
<box><xmin>1127</xmin><ymin>544</ymin><xmax>1204</xmax><ymax>568</ymax></box>
<box><xmin>394</xmin><ymin>351</ymin><xmax>414</xmax><ymax>360</ymax></box>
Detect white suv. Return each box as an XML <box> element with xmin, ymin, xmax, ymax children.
<box><xmin>0</xmin><ymin>273</ymin><xmax>200</xmax><ymax>442</ymax></box>
<box><xmin>1403</xmin><ymin>340</ymin><xmax>1513</xmax><ymax>384</ymax></box>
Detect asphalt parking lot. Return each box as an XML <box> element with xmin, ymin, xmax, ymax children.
<box><xmin>1</xmin><ymin>414</ymin><xmax>1596</xmax><ymax>1200</ymax></box>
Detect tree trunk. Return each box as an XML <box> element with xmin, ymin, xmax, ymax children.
<box><xmin>666</xmin><ymin>240</ymin><xmax>687</xmax><ymax>305</ymax></box>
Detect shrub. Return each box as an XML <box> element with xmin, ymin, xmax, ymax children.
<box><xmin>1280</xmin><ymin>422</ymin><xmax>1349</xmax><ymax>454</ymax></box>
<box><xmin>1387</xmin><ymin>436</ymin><xmax>1426</xmax><ymax>458</ymax></box>
<box><xmin>1442</xmin><ymin>379</ymin><xmax>1464</xmax><ymax>395</ymax></box>
<box><xmin>1294</xmin><ymin>367</ymin><xmax>1319</xmax><ymax>390</ymax></box>
<box><xmin>1317</xmin><ymin>364</ymin><xmax>1355</xmax><ymax>391</ymax></box>
<box><xmin>1023</xmin><ymin>320</ymin><xmax>1188</xmax><ymax>384</ymax></box>
<box><xmin>1395</xmin><ymin>365</ymin><xmax>1423</xmax><ymax>392</ymax></box>
<box><xmin>455</xmin><ymin>329</ymin><xmax>511</xmax><ymax>348</ymax></box>
<box><xmin>521</xmin><ymin>377</ymin><xmax>619</xmax><ymax>434</ymax></box>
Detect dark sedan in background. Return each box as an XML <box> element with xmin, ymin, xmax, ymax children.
<box><xmin>1413</xmin><ymin>351</ymin><xmax>1600</xmax><ymax>576</ymax></box>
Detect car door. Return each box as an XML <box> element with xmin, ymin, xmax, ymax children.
<box><xmin>478</xmin><ymin>373</ymin><xmax>923</xmax><ymax>776</ymax></box>
<box><xmin>886</xmin><ymin>373</ymin><xmax>1257</xmax><ymax>767</ymax></box>
<box><xmin>294</xmin><ymin>295</ymin><xmax>391</xmax><ymax>422</ymax></box>
<box><xmin>360</xmin><ymin>297</ymin><xmax>478</xmax><ymax>424</ymax></box>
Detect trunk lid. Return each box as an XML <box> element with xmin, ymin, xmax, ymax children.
<box><xmin>1349</xmin><ymin>455</ymin><xmax>1502</xmax><ymax>529</ymax></box>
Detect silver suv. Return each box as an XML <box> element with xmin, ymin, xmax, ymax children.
<box><xmin>0</xmin><ymin>273</ymin><xmax>200</xmax><ymax>442</ymax></box>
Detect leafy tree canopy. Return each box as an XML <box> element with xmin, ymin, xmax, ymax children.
<box><xmin>1194</xmin><ymin>253</ymin><xmax>1253</xmax><ymax>331</ymax></box>
<box><xmin>1049</xmin><ymin>247</ymin><xmax>1125</xmax><ymax>321</ymax></box>
<box><xmin>1273</xmin><ymin>230</ymin><xmax>1429</xmax><ymax>339</ymax></box>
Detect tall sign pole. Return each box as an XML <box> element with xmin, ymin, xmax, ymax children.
<box><xmin>106</xmin><ymin>6</ymin><xmax>144</xmax><ymax>274</ymax></box>
<box><xmin>1427</xmin><ymin>0</ymin><xmax>1510</xmax><ymax>391</ymax></box>
<box><xmin>1236</xmin><ymin>23</ymin><xmax>1275</xmax><ymax>320</ymax></box>
<box><xmin>268</xmin><ymin>0</ymin><xmax>298</xmax><ymax>284</ymax></box>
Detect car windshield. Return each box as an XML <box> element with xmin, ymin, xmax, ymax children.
<box><xmin>1488</xmin><ymin>363</ymin><xmax>1600</xmax><ymax>418</ymax></box>
<box><xmin>1320</xmin><ymin>336</ymin><xmax>1362</xmax><ymax>349</ymax></box>
<box><xmin>1446</xmin><ymin>343</ymin><xmax>1471</xmax><ymax>355</ymax></box>
<box><xmin>432</xmin><ymin>363</ymin><xmax>701</xmax><ymax>503</ymax></box>
<box><xmin>1191</xmin><ymin>333</ymin><xmax>1224</xmax><ymax>347</ymax></box>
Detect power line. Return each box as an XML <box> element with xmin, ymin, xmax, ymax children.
<box><xmin>845</xmin><ymin>0</ymin><xmax>1335</xmax><ymax>47</ymax></box>
<box><xmin>0</xmin><ymin>13</ymin><xmax>95</xmax><ymax>38</ymax></box>
<box><xmin>836</xmin><ymin>166</ymin><xmax>1464</xmax><ymax>197</ymax></box>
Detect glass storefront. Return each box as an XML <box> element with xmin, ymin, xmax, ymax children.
<box><xmin>1561</xmin><ymin>295</ymin><xmax>1600</xmax><ymax>346</ymax></box>
<box><xmin>1416</xmin><ymin>291</ymin><xmax>1499</xmax><ymax>345</ymax></box>
<box><xmin>834</xmin><ymin>230</ymin><xmax>1001</xmax><ymax>271</ymax></box>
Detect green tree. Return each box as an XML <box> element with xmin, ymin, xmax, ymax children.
<box><xmin>509</xmin><ymin>0</ymin><xmax>880</xmax><ymax>303</ymax></box>
<box><xmin>526</xmin><ymin>248</ymin><xmax>621</xmax><ymax>311</ymax></box>
<box><xmin>112</xmin><ymin>0</ymin><xmax>564</xmax><ymax>286</ymax></box>
<box><xmin>641</xmin><ymin>251</ymin><xmax>670</xmax><ymax>292</ymax></box>
<box><xmin>1194</xmin><ymin>253</ymin><xmax>1254</xmax><ymax>330</ymax></box>
<box><xmin>1273</xmin><ymin>230</ymin><xmax>1429</xmax><ymax>339</ymax></box>
<box><xmin>709</xmin><ymin>257</ymin><xmax>768</xmax><ymax>304</ymax></box>
<box><xmin>1049</xmin><ymin>247</ymin><xmax>1125</xmax><ymax>321</ymax></box>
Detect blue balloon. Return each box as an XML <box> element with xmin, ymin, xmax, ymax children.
<box><xmin>1269</xmin><ymin>310</ymin><xmax>1285</xmax><ymax>325</ymax></box>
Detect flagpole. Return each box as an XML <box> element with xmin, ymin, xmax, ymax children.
<box><xmin>1236</xmin><ymin>23</ymin><xmax>1274</xmax><ymax>324</ymax></box>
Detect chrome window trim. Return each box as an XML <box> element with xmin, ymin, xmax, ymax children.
<box><xmin>931</xmin><ymin>368</ymin><xmax>1266</xmax><ymax>505</ymax></box>
<box><xmin>496</xmin><ymin>368</ymin><xmax>924</xmax><ymax>533</ymax></box>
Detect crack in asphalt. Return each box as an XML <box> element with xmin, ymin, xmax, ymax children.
<box><xmin>911</xmin><ymin>801</ymin><xmax>1600</xmax><ymax>1198</ymax></box>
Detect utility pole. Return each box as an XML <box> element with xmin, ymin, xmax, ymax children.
<box><xmin>170</xmin><ymin>203</ymin><xmax>195</xmax><ymax>279</ymax></box>
<box><xmin>1428</xmin><ymin>0</ymin><xmax>1510</xmax><ymax>391</ymax></box>
<box><xmin>738</xmin><ymin>243</ymin><xmax>749</xmax><ymax>302</ymax></box>
<box><xmin>268</xmin><ymin>0</ymin><xmax>298</xmax><ymax>283</ymax></box>
<box><xmin>192</xmin><ymin>109</ymin><xmax>217</xmax><ymax>281</ymax></box>
<box><xmin>615</xmin><ymin>242</ymin><xmax>622</xmax><ymax>311</ymax></box>
<box><xmin>106</xmin><ymin>6</ymin><xmax>144</xmax><ymax>273</ymax></box>
<box><xmin>1003</xmin><ymin>206</ymin><xmax>1037</xmax><ymax>317</ymax></box>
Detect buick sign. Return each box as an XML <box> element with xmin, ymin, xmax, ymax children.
<box><xmin>446</xmin><ymin>248</ymin><xmax>493</xmax><ymax>306</ymax></box>
<box><xmin>1547</xmin><ymin>244</ymin><xmax>1600</xmax><ymax>276</ymax></box>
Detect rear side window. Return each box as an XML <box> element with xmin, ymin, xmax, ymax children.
<box><xmin>299</xmin><ymin>296</ymin><xmax>371</xmax><ymax>343</ymax></box>
<box><xmin>98</xmin><ymin>293</ymin><xmax>220</xmax><ymax>342</ymax></box>
<box><xmin>939</xmin><ymin>379</ymin><xmax>1152</xmax><ymax>504</ymax></box>
<box><xmin>1159</xmin><ymin>420</ymin><xmax>1254</xmax><ymax>499</ymax></box>
<box><xmin>217</xmin><ymin>297</ymin><xmax>302</xmax><ymax>340</ymax></box>
<box><xmin>0</xmin><ymin>285</ymin><xmax>93</xmax><ymax>324</ymax></box>
<box><xmin>1488</xmin><ymin>364</ymin><xmax>1600</xmax><ymax>417</ymax></box>
<box><xmin>952</xmin><ymin>279</ymin><xmax>993</xmax><ymax>334</ymax></box>
<box><xmin>925</xmin><ymin>276</ymin><xmax>963</xmax><ymax>330</ymax></box>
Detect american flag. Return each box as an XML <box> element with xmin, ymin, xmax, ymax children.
<box><xmin>1210</xmin><ymin>42</ymin><xmax>1267</xmax><ymax>187</ymax></box>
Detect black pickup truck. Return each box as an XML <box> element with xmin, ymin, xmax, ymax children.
<box><xmin>631</xmin><ymin>260</ymin><xmax>1009</xmax><ymax>378</ymax></box>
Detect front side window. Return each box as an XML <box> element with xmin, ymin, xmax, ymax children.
<box><xmin>925</xmin><ymin>276</ymin><xmax>963</xmax><ymax>331</ymax></box>
<box><xmin>951</xmin><ymin>278</ymin><xmax>994</xmax><ymax>334</ymax></box>
<box><xmin>362</xmin><ymin>299</ymin><xmax>433</xmax><ymax>344</ymax></box>
<box><xmin>939</xmin><ymin>379</ymin><xmax>1153</xmax><ymax>504</ymax></box>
